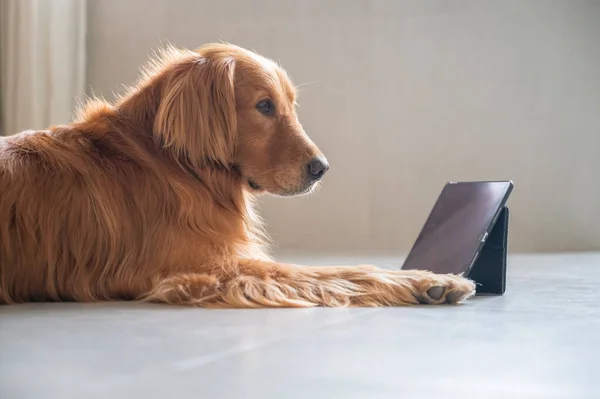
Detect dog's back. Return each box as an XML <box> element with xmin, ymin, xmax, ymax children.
<box><xmin>0</xmin><ymin>120</ymin><xmax>254</xmax><ymax>305</ymax></box>
<box><xmin>1</xmin><ymin>129</ymin><xmax>117</xmax><ymax>303</ymax></box>
<box><xmin>0</xmin><ymin>127</ymin><xmax>158</xmax><ymax>303</ymax></box>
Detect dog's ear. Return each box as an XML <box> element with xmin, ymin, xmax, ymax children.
<box><xmin>154</xmin><ymin>55</ymin><xmax>236</xmax><ymax>168</ymax></box>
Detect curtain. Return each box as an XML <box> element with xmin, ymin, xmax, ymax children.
<box><xmin>0</xmin><ymin>0</ymin><xmax>86</xmax><ymax>136</ymax></box>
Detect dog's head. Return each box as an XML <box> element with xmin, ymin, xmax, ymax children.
<box><xmin>153</xmin><ymin>43</ymin><xmax>328</xmax><ymax>196</ymax></box>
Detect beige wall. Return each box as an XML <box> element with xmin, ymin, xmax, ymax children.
<box><xmin>87</xmin><ymin>0</ymin><xmax>600</xmax><ymax>254</ymax></box>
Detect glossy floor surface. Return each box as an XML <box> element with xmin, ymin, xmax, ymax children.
<box><xmin>1</xmin><ymin>253</ymin><xmax>599</xmax><ymax>399</ymax></box>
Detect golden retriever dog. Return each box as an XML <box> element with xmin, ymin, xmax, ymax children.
<box><xmin>0</xmin><ymin>43</ymin><xmax>475</xmax><ymax>307</ymax></box>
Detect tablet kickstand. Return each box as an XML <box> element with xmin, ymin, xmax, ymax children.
<box><xmin>467</xmin><ymin>206</ymin><xmax>509</xmax><ymax>295</ymax></box>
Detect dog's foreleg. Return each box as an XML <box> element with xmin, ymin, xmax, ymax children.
<box><xmin>142</xmin><ymin>260</ymin><xmax>475</xmax><ymax>308</ymax></box>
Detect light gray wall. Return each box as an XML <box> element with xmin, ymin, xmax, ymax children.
<box><xmin>87</xmin><ymin>0</ymin><xmax>600</xmax><ymax>254</ymax></box>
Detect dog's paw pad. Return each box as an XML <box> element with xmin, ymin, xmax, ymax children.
<box><xmin>446</xmin><ymin>291</ymin><xmax>464</xmax><ymax>303</ymax></box>
<box><xmin>411</xmin><ymin>272</ymin><xmax>476</xmax><ymax>305</ymax></box>
<box><xmin>426</xmin><ymin>286</ymin><xmax>444</xmax><ymax>300</ymax></box>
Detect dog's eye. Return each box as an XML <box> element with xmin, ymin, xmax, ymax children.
<box><xmin>256</xmin><ymin>99</ymin><xmax>274</xmax><ymax>116</ymax></box>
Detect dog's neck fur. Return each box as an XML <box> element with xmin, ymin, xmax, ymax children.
<box><xmin>73</xmin><ymin>76</ymin><xmax>270</xmax><ymax>262</ymax></box>
<box><xmin>116</xmin><ymin>74</ymin><xmax>164</xmax><ymax>137</ymax></box>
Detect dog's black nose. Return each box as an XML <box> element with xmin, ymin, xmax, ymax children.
<box><xmin>307</xmin><ymin>157</ymin><xmax>329</xmax><ymax>181</ymax></box>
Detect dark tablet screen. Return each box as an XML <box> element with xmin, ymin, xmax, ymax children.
<box><xmin>401</xmin><ymin>181</ymin><xmax>513</xmax><ymax>275</ymax></box>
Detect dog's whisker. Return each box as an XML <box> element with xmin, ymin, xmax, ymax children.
<box><xmin>295</xmin><ymin>80</ymin><xmax>322</xmax><ymax>90</ymax></box>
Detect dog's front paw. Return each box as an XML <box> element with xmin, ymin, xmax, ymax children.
<box><xmin>406</xmin><ymin>270</ymin><xmax>476</xmax><ymax>304</ymax></box>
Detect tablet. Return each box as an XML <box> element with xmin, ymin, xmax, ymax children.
<box><xmin>401</xmin><ymin>181</ymin><xmax>513</xmax><ymax>276</ymax></box>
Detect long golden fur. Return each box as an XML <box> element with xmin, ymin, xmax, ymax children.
<box><xmin>0</xmin><ymin>43</ymin><xmax>475</xmax><ymax>307</ymax></box>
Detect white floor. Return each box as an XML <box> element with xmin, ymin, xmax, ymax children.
<box><xmin>1</xmin><ymin>253</ymin><xmax>599</xmax><ymax>399</ymax></box>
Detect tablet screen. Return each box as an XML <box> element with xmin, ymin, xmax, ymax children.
<box><xmin>401</xmin><ymin>181</ymin><xmax>513</xmax><ymax>275</ymax></box>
